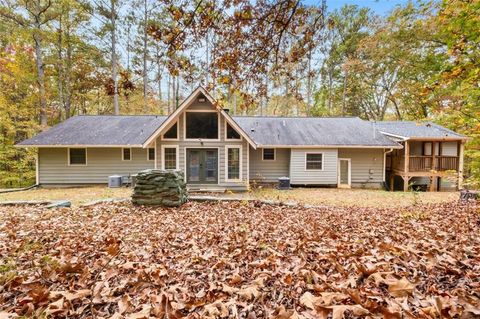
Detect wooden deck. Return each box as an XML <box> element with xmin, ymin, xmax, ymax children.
<box><xmin>387</xmin><ymin>140</ymin><xmax>465</xmax><ymax>191</ymax></box>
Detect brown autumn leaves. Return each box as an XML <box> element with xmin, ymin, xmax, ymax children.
<box><xmin>0</xmin><ymin>200</ymin><xmax>479</xmax><ymax>318</ymax></box>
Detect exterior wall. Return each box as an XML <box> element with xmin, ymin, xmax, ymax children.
<box><xmin>38</xmin><ymin>147</ymin><xmax>154</xmax><ymax>184</ymax></box>
<box><xmin>249</xmin><ymin>147</ymin><xmax>290</xmax><ymax>183</ymax></box>
<box><xmin>338</xmin><ymin>148</ymin><xmax>384</xmax><ymax>188</ymax></box>
<box><xmin>289</xmin><ymin>148</ymin><xmax>338</xmax><ymax>185</ymax></box>
<box><xmin>155</xmin><ymin>100</ymin><xmax>248</xmax><ymax>189</ymax></box>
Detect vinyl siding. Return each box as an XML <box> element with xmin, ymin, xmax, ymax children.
<box><xmin>338</xmin><ymin>148</ymin><xmax>384</xmax><ymax>186</ymax></box>
<box><xmin>38</xmin><ymin>147</ymin><xmax>154</xmax><ymax>184</ymax></box>
<box><xmin>289</xmin><ymin>149</ymin><xmax>338</xmax><ymax>185</ymax></box>
<box><xmin>249</xmin><ymin>148</ymin><xmax>290</xmax><ymax>182</ymax></box>
<box><xmin>156</xmin><ymin>104</ymin><xmax>248</xmax><ymax>188</ymax></box>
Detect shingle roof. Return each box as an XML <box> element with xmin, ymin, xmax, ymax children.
<box><xmin>232</xmin><ymin>116</ymin><xmax>400</xmax><ymax>147</ymax></box>
<box><xmin>18</xmin><ymin>115</ymin><xmax>463</xmax><ymax>148</ymax></box>
<box><xmin>376</xmin><ymin>121</ymin><xmax>466</xmax><ymax>139</ymax></box>
<box><xmin>17</xmin><ymin>115</ymin><xmax>167</xmax><ymax>146</ymax></box>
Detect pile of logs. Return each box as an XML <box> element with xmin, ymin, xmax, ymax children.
<box><xmin>132</xmin><ymin>170</ymin><xmax>187</xmax><ymax>206</ymax></box>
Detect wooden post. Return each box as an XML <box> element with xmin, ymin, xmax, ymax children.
<box><xmin>403</xmin><ymin>176</ymin><xmax>410</xmax><ymax>192</ymax></box>
<box><xmin>429</xmin><ymin>176</ymin><xmax>437</xmax><ymax>192</ymax></box>
<box><xmin>404</xmin><ymin>141</ymin><xmax>410</xmax><ymax>173</ymax></box>
<box><xmin>458</xmin><ymin>141</ymin><xmax>465</xmax><ymax>190</ymax></box>
<box><xmin>432</xmin><ymin>142</ymin><xmax>437</xmax><ymax>171</ymax></box>
<box><xmin>389</xmin><ymin>174</ymin><xmax>395</xmax><ymax>192</ymax></box>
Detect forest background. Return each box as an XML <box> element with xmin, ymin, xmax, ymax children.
<box><xmin>0</xmin><ymin>0</ymin><xmax>478</xmax><ymax>188</ymax></box>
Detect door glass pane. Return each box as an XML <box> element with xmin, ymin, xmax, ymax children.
<box><xmin>205</xmin><ymin>150</ymin><xmax>217</xmax><ymax>182</ymax></box>
<box><xmin>228</xmin><ymin>148</ymin><xmax>240</xmax><ymax>180</ymax></box>
<box><xmin>340</xmin><ymin>160</ymin><xmax>349</xmax><ymax>184</ymax></box>
<box><xmin>188</xmin><ymin>151</ymin><xmax>200</xmax><ymax>182</ymax></box>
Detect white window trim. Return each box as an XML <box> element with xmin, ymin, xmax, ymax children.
<box><xmin>225</xmin><ymin>145</ymin><xmax>242</xmax><ymax>182</ymax></box>
<box><xmin>225</xmin><ymin>120</ymin><xmax>242</xmax><ymax>141</ymax></box>
<box><xmin>122</xmin><ymin>148</ymin><xmax>132</xmax><ymax>161</ymax></box>
<box><xmin>67</xmin><ymin>147</ymin><xmax>87</xmax><ymax>166</ymax></box>
<box><xmin>337</xmin><ymin>158</ymin><xmax>352</xmax><ymax>187</ymax></box>
<box><xmin>161</xmin><ymin>120</ymin><xmax>179</xmax><ymax>141</ymax></box>
<box><xmin>183</xmin><ymin>110</ymin><xmax>221</xmax><ymax>142</ymax></box>
<box><xmin>184</xmin><ymin>147</ymin><xmax>220</xmax><ymax>185</ymax></box>
<box><xmin>262</xmin><ymin>148</ymin><xmax>276</xmax><ymax>161</ymax></box>
<box><xmin>304</xmin><ymin>152</ymin><xmax>324</xmax><ymax>171</ymax></box>
<box><xmin>147</xmin><ymin>147</ymin><xmax>155</xmax><ymax>161</ymax></box>
<box><xmin>161</xmin><ymin>145</ymin><xmax>179</xmax><ymax>170</ymax></box>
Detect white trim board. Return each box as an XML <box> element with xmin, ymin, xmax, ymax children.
<box><xmin>67</xmin><ymin>147</ymin><xmax>88</xmax><ymax>166</ymax></box>
<box><xmin>161</xmin><ymin>145</ymin><xmax>180</xmax><ymax>170</ymax></box>
<box><xmin>304</xmin><ymin>152</ymin><xmax>324</xmax><ymax>171</ymax></box>
<box><xmin>183</xmin><ymin>110</ymin><xmax>221</xmax><ymax>142</ymax></box>
<box><xmin>141</xmin><ymin>86</ymin><xmax>257</xmax><ymax>148</ymax></box>
<box><xmin>262</xmin><ymin>148</ymin><xmax>276</xmax><ymax>161</ymax></box>
<box><xmin>184</xmin><ymin>146</ymin><xmax>221</xmax><ymax>185</ymax></box>
<box><xmin>337</xmin><ymin>158</ymin><xmax>352</xmax><ymax>188</ymax></box>
<box><xmin>225</xmin><ymin>145</ymin><xmax>243</xmax><ymax>182</ymax></box>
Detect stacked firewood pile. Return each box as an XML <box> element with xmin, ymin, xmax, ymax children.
<box><xmin>132</xmin><ymin>170</ymin><xmax>187</xmax><ymax>206</ymax></box>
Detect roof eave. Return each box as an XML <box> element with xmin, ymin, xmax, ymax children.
<box><xmin>255</xmin><ymin>144</ymin><xmax>403</xmax><ymax>149</ymax></box>
<box><xmin>15</xmin><ymin>144</ymin><xmax>144</xmax><ymax>148</ymax></box>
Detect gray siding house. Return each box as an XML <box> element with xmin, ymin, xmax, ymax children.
<box><xmin>17</xmin><ymin>87</ymin><xmax>467</xmax><ymax>191</ymax></box>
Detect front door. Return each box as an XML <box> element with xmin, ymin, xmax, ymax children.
<box><xmin>186</xmin><ymin>149</ymin><xmax>218</xmax><ymax>184</ymax></box>
<box><xmin>338</xmin><ymin>158</ymin><xmax>351</xmax><ymax>188</ymax></box>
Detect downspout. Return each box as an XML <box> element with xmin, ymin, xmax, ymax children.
<box><xmin>383</xmin><ymin>148</ymin><xmax>394</xmax><ymax>183</ymax></box>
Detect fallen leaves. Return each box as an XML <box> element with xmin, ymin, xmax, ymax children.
<box><xmin>0</xmin><ymin>200</ymin><xmax>479</xmax><ymax>318</ymax></box>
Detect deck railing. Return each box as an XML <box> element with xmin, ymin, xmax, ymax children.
<box><xmin>409</xmin><ymin>156</ymin><xmax>458</xmax><ymax>172</ymax></box>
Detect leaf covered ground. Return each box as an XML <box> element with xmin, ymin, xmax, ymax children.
<box><xmin>0</xmin><ymin>201</ymin><xmax>479</xmax><ymax>318</ymax></box>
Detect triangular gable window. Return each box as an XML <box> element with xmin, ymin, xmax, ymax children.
<box><xmin>226</xmin><ymin>122</ymin><xmax>241</xmax><ymax>140</ymax></box>
<box><xmin>163</xmin><ymin>122</ymin><xmax>178</xmax><ymax>139</ymax></box>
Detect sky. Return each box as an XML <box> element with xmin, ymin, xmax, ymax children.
<box><xmin>305</xmin><ymin>0</ymin><xmax>411</xmax><ymax>15</ymax></box>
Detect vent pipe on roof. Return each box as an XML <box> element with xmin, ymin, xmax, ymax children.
<box><xmin>373</xmin><ymin>121</ymin><xmax>377</xmax><ymax>139</ymax></box>
<box><xmin>282</xmin><ymin>120</ymin><xmax>286</xmax><ymax>126</ymax></box>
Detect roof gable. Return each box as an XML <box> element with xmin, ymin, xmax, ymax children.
<box><xmin>142</xmin><ymin>86</ymin><xmax>257</xmax><ymax>148</ymax></box>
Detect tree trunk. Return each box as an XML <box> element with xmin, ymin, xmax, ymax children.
<box><xmin>111</xmin><ymin>0</ymin><xmax>119</xmax><ymax>115</ymax></box>
<box><xmin>33</xmin><ymin>31</ymin><xmax>47</xmax><ymax>127</ymax></box>
<box><xmin>306</xmin><ymin>49</ymin><xmax>312</xmax><ymax>116</ymax></box>
<box><xmin>205</xmin><ymin>30</ymin><xmax>209</xmax><ymax>84</ymax></box>
<box><xmin>175</xmin><ymin>75</ymin><xmax>180</xmax><ymax>109</ymax></box>
<box><xmin>167</xmin><ymin>74</ymin><xmax>171</xmax><ymax>113</ymax></box>
<box><xmin>65</xmin><ymin>19</ymin><xmax>72</xmax><ymax>118</ymax></box>
<box><xmin>341</xmin><ymin>69</ymin><xmax>348</xmax><ymax>116</ymax></box>
<box><xmin>142</xmin><ymin>0</ymin><xmax>148</xmax><ymax>112</ymax></box>
<box><xmin>57</xmin><ymin>15</ymin><xmax>65</xmax><ymax>120</ymax></box>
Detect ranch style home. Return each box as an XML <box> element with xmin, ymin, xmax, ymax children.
<box><xmin>17</xmin><ymin>87</ymin><xmax>468</xmax><ymax>192</ymax></box>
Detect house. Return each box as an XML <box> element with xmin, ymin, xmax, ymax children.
<box><xmin>16</xmin><ymin>87</ymin><xmax>468</xmax><ymax>191</ymax></box>
<box><xmin>377</xmin><ymin>122</ymin><xmax>467</xmax><ymax>191</ymax></box>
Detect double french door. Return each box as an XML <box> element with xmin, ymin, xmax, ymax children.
<box><xmin>186</xmin><ymin>149</ymin><xmax>218</xmax><ymax>184</ymax></box>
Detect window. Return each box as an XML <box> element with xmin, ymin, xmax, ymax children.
<box><xmin>69</xmin><ymin>148</ymin><xmax>86</xmax><ymax>165</ymax></box>
<box><xmin>148</xmin><ymin>148</ymin><xmax>155</xmax><ymax>161</ymax></box>
<box><xmin>226</xmin><ymin>122</ymin><xmax>241</xmax><ymax>140</ymax></box>
<box><xmin>185</xmin><ymin>112</ymin><xmax>218</xmax><ymax>139</ymax></box>
<box><xmin>226</xmin><ymin>146</ymin><xmax>241</xmax><ymax>180</ymax></box>
<box><xmin>163</xmin><ymin>122</ymin><xmax>178</xmax><ymax>139</ymax></box>
<box><xmin>263</xmin><ymin>148</ymin><xmax>275</xmax><ymax>161</ymax></box>
<box><xmin>163</xmin><ymin>147</ymin><xmax>177</xmax><ymax>170</ymax></box>
<box><xmin>306</xmin><ymin>153</ymin><xmax>323</xmax><ymax>170</ymax></box>
<box><xmin>122</xmin><ymin>148</ymin><xmax>131</xmax><ymax>161</ymax></box>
